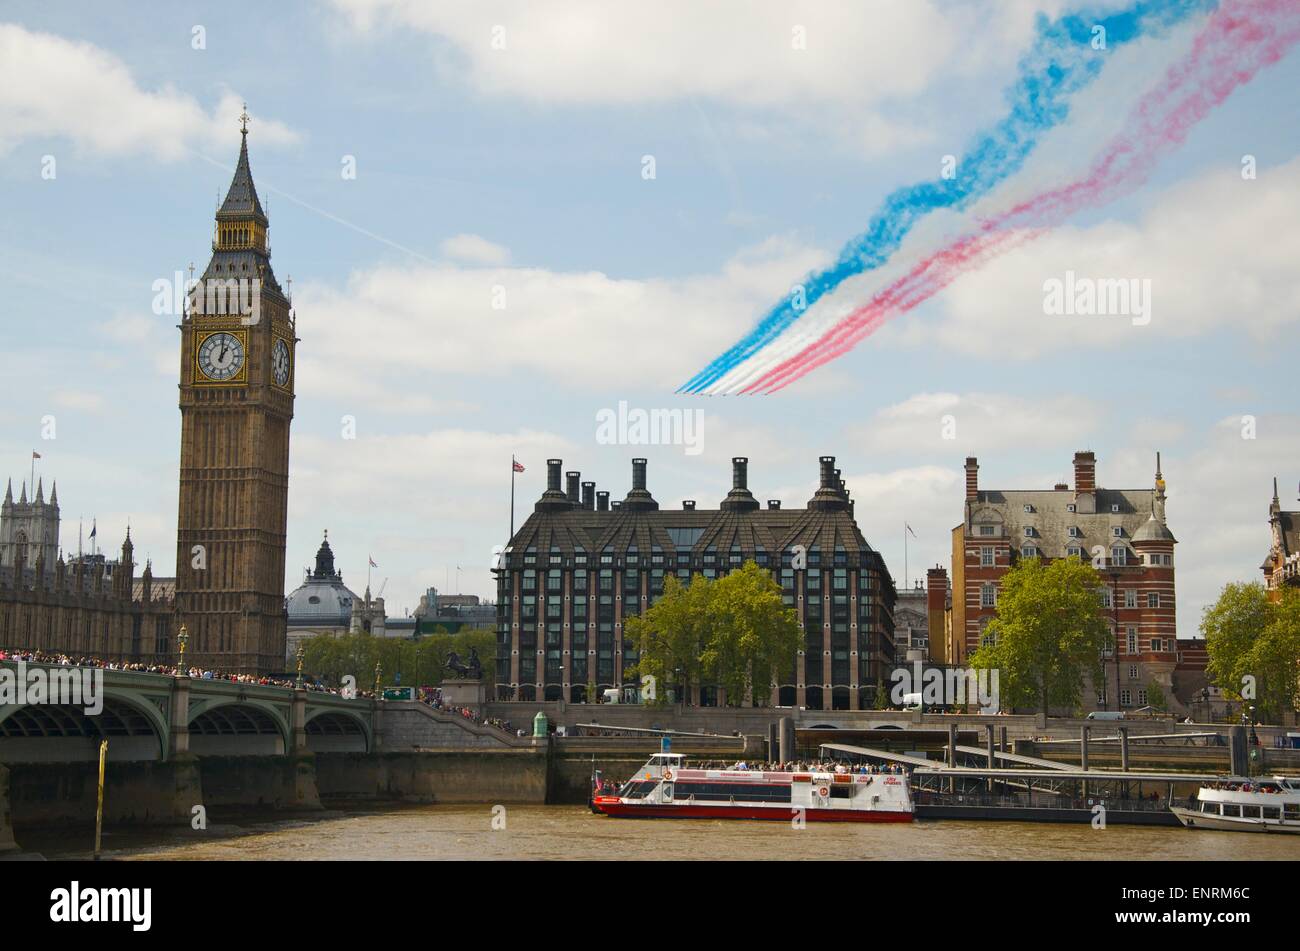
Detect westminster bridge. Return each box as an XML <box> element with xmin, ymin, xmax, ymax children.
<box><xmin>0</xmin><ymin>659</ymin><xmax>548</xmax><ymax>853</ymax></box>
<box><xmin>2</xmin><ymin>661</ymin><xmax>1288</xmax><ymax>855</ymax></box>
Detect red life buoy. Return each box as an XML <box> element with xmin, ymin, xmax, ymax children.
<box><xmin>818</xmin><ymin>786</ymin><xmax>830</xmax><ymax>797</ymax></box>
<box><xmin>663</xmin><ymin>769</ymin><xmax>674</xmax><ymax>781</ymax></box>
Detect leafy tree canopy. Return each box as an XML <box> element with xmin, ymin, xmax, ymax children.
<box><xmin>969</xmin><ymin>556</ymin><xmax>1109</xmax><ymax>716</ymax></box>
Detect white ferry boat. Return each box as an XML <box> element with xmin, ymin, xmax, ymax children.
<box><xmin>1170</xmin><ymin>775</ymin><xmax>1300</xmax><ymax>833</ymax></box>
<box><xmin>591</xmin><ymin>752</ymin><xmax>914</xmax><ymax>823</ymax></box>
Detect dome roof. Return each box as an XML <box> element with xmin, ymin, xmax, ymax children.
<box><xmin>1132</xmin><ymin>515</ymin><xmax>1177</xmax><ymax>544</ymax></box>
<box><xmin>286</xmin><ymin>577</ymin><xmax>357</xmax><ymax>622</ymax></box>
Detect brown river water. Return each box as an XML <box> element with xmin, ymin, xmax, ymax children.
<box><xmin>29</xmin><ymin>805</ymin><xmax>1300</xmax><ymax>861</ymax></box>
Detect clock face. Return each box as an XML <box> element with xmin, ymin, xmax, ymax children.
<box><xmin>197</xmin><ymin>331</ymin><xmax>246</xmax><ymax>382</ymax></box>
<box><xmin>272</xmin><ymin>338</ymin><xmax>291</xmax><ymax>387</ymax></box>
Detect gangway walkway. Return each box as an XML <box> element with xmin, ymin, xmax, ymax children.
<box><xmin>953</xmin><ymin>744</ymin><xmax>1075</xmax><ymax>770</ymax></box>
<box><xmin>819</xmin><ymin>742</ymin><xmax>947</xmax><ymax>770</ymax></box>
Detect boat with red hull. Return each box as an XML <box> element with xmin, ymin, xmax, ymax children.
<box><xmin>591</xmin><ymin>752</ymin><xmax>913</xmax><ymax>823</ymax></box>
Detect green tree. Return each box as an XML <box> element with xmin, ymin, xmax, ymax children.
<box><xmin>706</xmin><ymin>561</ymin><xmax>800</xmax><ymax>707</ymax></box>
<box><xmin>623</xmin><ymin>573</ymin><xmax>709</xmax><ymax>705</ymax></box>
<box><xmin>1145</xmin><ymin>679</ymin><xmax>1169</xmax><ymax>713</ymax></box>
<box><xmin>300</xmin><ymin>627</ymin><xmax>495</xmax><ymax>691</ymax></box>
<box><xmin>969</xmin><ymin>556</ymin><xmax>1109</xmax><ymax>716</ymax></box>
<box><xmin>625</xmin><ymin>561</ymin><xmax>799</xmax><ymax>707</ymax></box>
<box><xmin>1202</xmin><ymin>583</ymin><xmax>1300</xmax><ymax>723</ymax></box>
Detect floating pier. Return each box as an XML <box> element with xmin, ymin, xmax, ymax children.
<box><xmin>820</xmin><ymin>741</ymin><xmax>1217</xmax><ymax>826</ymax></box>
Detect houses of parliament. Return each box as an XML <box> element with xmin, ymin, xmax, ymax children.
<box><xmin>0</xmin><ymin>115</ymin><xmax>297</xmax><ymax>675</ymax></box>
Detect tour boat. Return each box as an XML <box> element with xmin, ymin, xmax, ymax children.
<box><xmin>591</xmin><ymin>752</ymin><xmax>914</xmax><ymax>823</ymax></box>
<box><xmin>1170</xmin><ymin>775</ymin><xmax>1300</xmax><ymax>833</ymax></box>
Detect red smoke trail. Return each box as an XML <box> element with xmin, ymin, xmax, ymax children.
<box><xmin>745</xmin><ymin>0</ymin><xmax>1300</xmax><ymax>395</ymax></box>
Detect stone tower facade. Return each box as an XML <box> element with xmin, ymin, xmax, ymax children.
<box><xmin>174</xmin><ymin>116</ymin><xmax>297</xmax><ymax>674</ymax></box>
<box><xmin>0</xmin><ymin>479</ymin><xmax>59</xmax><ymax>571</ymax></box>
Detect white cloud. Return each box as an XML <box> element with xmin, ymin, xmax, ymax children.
<box><xmin>0</xmin><ymin>24</ymin><xmax>298</xmax><ymax>158</ymax></box>
<box><xmin>295</xmin><ymin>235</ymin><xmax>827</xmax><ymax>399</ymax></box>
<box><xmin>785</xmin><ymin>464</ymin><xmax>962</xmax><ymax>585</ymax></box>
<box><xmin>439</xmin><ymin>233</ymin><xmax>512</xmax><ymax>266</ymax></box>
<box><xmin>1144</xmin><ymin>415</ymin><xmax>1300</xmax><ymax>641</ymax></box>
<box><xmin>892</xmin><ymin>158</ymin><xmax>1300</xmax><ymax>359</ymax></box>
<box><xmin>850</xmin><ymin>391</ymin><xmax>1101</xmax><ymax>457</ymax></box>
<box><xmin>327</xmin><ymin>0</ymin><xmax>1057</xmax><ymax>111</ymax></box>
<box><xmin>286</xmin><ymin>425</ymin><xmax>577</xmax><ymax>602</ymax></box>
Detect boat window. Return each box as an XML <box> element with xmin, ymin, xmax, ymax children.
<box><xmin>1284</xmin><ymin>804</ymin><xmax>1300</xmax><ymax>819</ymax></box>
<box><xmin>1222</xmin><ymin>804</ymin><xmax>1241</xmax><ymax>818</ymax></box>
<box><xmin>829</xmin><ymin>785</ymin><xmax>853</xmax><ymax>799</ymax></box>
<box><xmin>1263</xmin><ymin>807</ymin><xmax>1281</xmax><ymax>820</ymax></box>
<box><xmin>673</xmin><ymin>781</ymin><xmax>790</xmax><ymax>804</ymax></box>
<box><xmin>618</xmin><ymin>780</ymin><xmax>659</xmax><ymax>799</ymax></box>
<box><xmin>1200</xmin><ymin>801</ymin><xmax>1213</xmax><ymax>813</ymax></box>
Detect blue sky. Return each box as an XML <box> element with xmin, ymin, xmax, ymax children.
<box><xmin>1</xmin><ymin>1</ymin><xmax>1297</xmax><ymax>638</ymax></box>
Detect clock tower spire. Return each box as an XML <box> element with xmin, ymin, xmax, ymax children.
<box><xmin>175</xmin><ymin>110</ymin><xmax>297</xmax><ymax>674</ymax></box>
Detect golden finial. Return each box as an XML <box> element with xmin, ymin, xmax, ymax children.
<box><xmin>239</xmin><ymin>102</ymin><xmax>250</xmax><ymax>135</ymax></box>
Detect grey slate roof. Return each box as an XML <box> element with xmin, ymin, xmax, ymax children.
<box><xmin>502</xmin><ymin>459</ymin><xmax>894</xmax><ymax>588</ymax></box>
<box><xmin>969</xmin><ymin>487</ymin><xmax>1173</xmax><ymax>559</ymax></box>
<box><xmin>199</xmin><ymin>132</ymin><xmax>284</xmax><ymax>299</ymax></box>
<box><xmin>218</xmin><ymin>131</ymin><xmax>267</xmax><ymax>222</ymax></box>
<box><xmin>1277</xmin><ymin>510</ymin><xmax>1300</xmax><ymax>558</ymax></box>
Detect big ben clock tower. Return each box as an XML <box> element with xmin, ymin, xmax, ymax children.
<box><xmin>175</xmin><ymin>108</ymin><xmax>296</xmax><ymax>674</ymax></box>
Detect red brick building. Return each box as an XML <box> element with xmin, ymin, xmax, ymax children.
<box><xmin>1262</xmin><ymin>477</ymin><xmax>1300</xmax><ymax>596</ymax></box>
<box><xmin>950</xmin><ymin>451</ymin><xmax>1180</xmax><ymax>713</ymax></box>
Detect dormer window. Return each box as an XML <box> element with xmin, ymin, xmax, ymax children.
<box><xmin>1023</xmin><ymin>527</ymin><xmax>1034</xmax><ymax>537</ymax></box>
<box><xmin>1112</xmin><ymin>527</ymin><xmax>1122</xmax><ymax>537</ymax></box>
<box><xmin>1111</xmin><ymin>504</ymin><xmax>1121</xmax><ymax>513</ymax></box>
<box><xmin>1067</xmin><ymin>503</ymin><xmax>1077</xmax><ymax>513</ymax></box>
<box><xmin>1111</xmin><ymin>546</ymin><xmax>1127</xmax><ymax>566</ymax></box>
<box><xmin>979</xmin><ymin>524</ymin><xmax>996</xmax><ymax>536</ymax></box>
<box><xmin>1068</xmin><ymin>527</ymin><xmax>1080</xmax><ymax>538</ymax></box>
<box><xmin>1023</xmin><ymin>504</ymin><xmax>1034</xmax><ymax>513</ymax></box>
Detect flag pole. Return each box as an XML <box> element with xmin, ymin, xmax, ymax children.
<box><xmin>510</xmin><ymin>455</ymin><xmax>516</xmax><ymax>542</ymax></box>
<box><xmin>904</xmin><ymin>520</ymin><xmax>908</xmax><ymax>590</ymax></box>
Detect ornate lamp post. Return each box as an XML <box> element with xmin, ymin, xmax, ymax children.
<box><xmin>373</xmin><ymin>662</ymin><xmax>382</xmax><ymax>699</ymax></box>
<box><xmin>295</xmin><ymin>643</ymin><xmax>305</xmax><ymax>689</ymax></box>
<box><xmin>177</xmin><ymin>624</ymin><xmax>189</xmax><ymax>675</ymax></box>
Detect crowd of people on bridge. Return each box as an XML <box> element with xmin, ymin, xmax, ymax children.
<box><xmin>0</xmin><ymin>647</ymin><xmax>378</xmax><ymax>699</ymax></box>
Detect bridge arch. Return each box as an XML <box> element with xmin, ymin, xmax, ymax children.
<box><xmin>188</xmin><ymin>701</ymin><xmax>290</xmax><ymax>756</ymax></box>
<box><xmin>304</xmin><ymin>709</ymin><xmax>371</xmax><ymax>753</ymax></box>
<box><xmin>0</xmin><ymin>695</ymin><xmax>167</xmax><ymax>762</ymax></box>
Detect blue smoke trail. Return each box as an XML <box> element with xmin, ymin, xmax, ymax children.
<box><xmin>680</xmin><ymin>0</ymin><xmax>1217</xmax><ymax>394</ymax></box>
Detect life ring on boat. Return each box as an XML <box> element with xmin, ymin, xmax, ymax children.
<box><xmin>663</xmin><ymin>769</ymin><xmax>674</xmax><ymax>781</ymax></box>
<box><xmin>818</xmin><ymin>786</ymin><xmax>830</xmax><ymax>798</ymax></box>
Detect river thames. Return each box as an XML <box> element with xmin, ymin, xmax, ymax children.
<box><xmin>29</xmin><ymin>805</ymin><xmax>1300</xmax><ymax>861</ymax></box>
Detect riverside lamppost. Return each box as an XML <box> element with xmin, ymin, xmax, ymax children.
<box><xmin>177</xmin><ymin>624</ymin><xmax>189</xmax><ymax>675</ymax></box>
<box><xmin>373</xmin><ymin>662</ymin><xmax>382</xmax><ymax>699</ymax></box>
<box><xmin>295</xmin><ymin>644</ymin><xmax>305</xmax><ymax>689</ymax></box>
